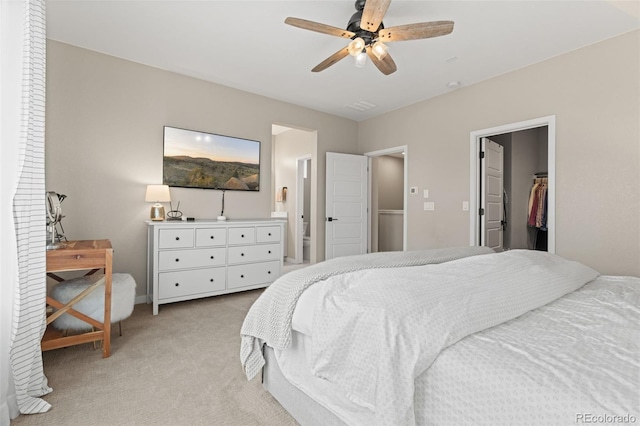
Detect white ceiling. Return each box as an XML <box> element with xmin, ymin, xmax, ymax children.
<box><xmin>46</xmin><ymin>1</ymin><xmax>639</xmax><ymax>122</ymax></box>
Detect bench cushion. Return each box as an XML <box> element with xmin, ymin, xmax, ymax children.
<box><xmin>50</xmin><ymin>273</ymin><xmax>136</xmax><ymax>331</ymax></box>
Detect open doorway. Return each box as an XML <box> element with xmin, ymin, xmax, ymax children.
<box><xmin>324</xmin><ymin>147</ymin><xmax>407</xmax><ymax>260</ymax></box>
<box><xmin>295</xmin><ymin>156</ymin><xmax>312</xmax><ymax>264</ymax></box>
<box><xmin>365</xmin><ymin>146</ymin><xmax>408</xmax><ymax>253</ymax></box>
<box><xmin>469</xmin><ymin>116</ymin><xmax>556</xmax><ymax>253</ymax></box>
<box><xmin>272</xmin><ymin>124</ymin><xmax>317</xmax><ymax>265</ymax></box>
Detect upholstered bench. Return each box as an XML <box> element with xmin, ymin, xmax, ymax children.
<box><xmin>50</xmin><ymin>273</ymin><xmax>136</xmax><ymax>335</ymax></box>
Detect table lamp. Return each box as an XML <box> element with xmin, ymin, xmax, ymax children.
<box><xmin>145</xmin><ymin>185</ymin><xmax>171</xmax><ymax>221</ymax></box>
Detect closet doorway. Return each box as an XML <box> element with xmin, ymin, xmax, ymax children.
<box><xmin>469</xmin><ymin>116</ymin><xmax>556</xmax><ymax>253</ymax></box>
<box><xmin>365</xmin><ymin>146</ymin><xmax>408</xmax><ymax>253</ymax></box>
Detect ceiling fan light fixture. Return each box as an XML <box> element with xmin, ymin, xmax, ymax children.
<box><xmin>348</xmin><ymin>37</ymin><xmax>366</xmax><ymax>57</ymax></box>
<box><xmin>372</xmin><ymin>41</ymin><xmax>388</xmax><ymax>60</ymax></box>
<box><xmin>354</xmin><ymin>50</ymin><xmax>367</xmax><ymax>68</ymax></box>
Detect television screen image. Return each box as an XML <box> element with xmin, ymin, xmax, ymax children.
<box><xmin>163</xmin><ymin>126</ymin><xmax>260</xmax><ymax>191</ymax></box>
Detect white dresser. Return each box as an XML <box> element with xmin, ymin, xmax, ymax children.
<box><xmin>147</xmin><ymin>219</ymin><xmax>285</xmax><ymax>315</ymax></box>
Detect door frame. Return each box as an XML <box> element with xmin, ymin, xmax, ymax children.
<box><xmin>364</xmin><ymin>145</ymin><xmax>409</xmax><ymax>252</ymax></box>
<box><xmin>294</xmin><ymin>155</ymin><xmax>311</xmax><ymax>264</ymax></box>
<box><xmin>469</xmin><ymin>115</ymin><xmax>556</xmax><ymax>253</ymax></box>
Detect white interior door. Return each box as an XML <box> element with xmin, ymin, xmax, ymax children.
<box><xmin>325</xmin><ymin>152</ymin><xmax>368</xmax><ymax>260</ymax></box>
<box><xmin>481</xmin><ymin>138</ymin><xmax>504</xmax><ymax>251</ymax></box>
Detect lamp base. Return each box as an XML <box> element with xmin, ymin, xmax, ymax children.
<box><xmin>217</xmin><ymin>215</ymin><xmax>227</xmax><ymax>221</ymax></box>
<box><xmin>46</xmin><ymin>241</ymin><xmax>66</xmax><ymax>250</ymax></box>
<box><xmin>150</xmin><ymin>204</ymin><xmax>165</xmax><ymax>221</ymax></box>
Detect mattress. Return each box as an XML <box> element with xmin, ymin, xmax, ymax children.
<box><xmin>280</xmin><ymin>274</ymin><xmax>640</xmax><ymax>425</ymax></box>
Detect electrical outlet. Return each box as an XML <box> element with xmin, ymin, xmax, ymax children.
<box><xmin>424</xmin><ymin>202</ymin><xmax>435</xmax><ymax>211</ymax></box>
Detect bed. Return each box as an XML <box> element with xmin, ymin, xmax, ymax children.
<box><xmin>240</xmin><ymin>247</ymin><xmax>640</xmax><ymax>425</ymax></box>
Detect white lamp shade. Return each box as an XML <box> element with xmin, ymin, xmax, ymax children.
<box><xmin>354</xmin><ymin>51</ymin><xmax>367</xmax><ymax>68</ymax></box>
<box><xmin>347</xmin><ymin>37</ymin><xmax>365</xmax><ymax>57</ymax></box>
<box><xmin>372</xmin><ymin>41</ymin><xmax>388</xmax><ymax>60</ymax></box>
<box><xmin>145</xmin><ymin>185</ymin><xmax>171</xmax><ymax>202</ymax></box>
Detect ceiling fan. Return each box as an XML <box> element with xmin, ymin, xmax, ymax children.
<box><xmin>285</xmin><ymin>0</ymin><xmax>454</xmax><ymax>75</ymax></box>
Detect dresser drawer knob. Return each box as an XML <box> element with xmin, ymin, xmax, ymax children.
<box><xmin>268</xmin><ymin>233</ymin><xmax>272</xmax><ymax>236</ymax></box>
<box><xmin>75</xmin><ymin>255</ymin><xmax>82</xmax><ymax>259</ymax></box>
<box><xmin>240</xmin><ymin>274</ymin><xmax>244</xmax><ymax>278</ymax></box>
<box><xmin>241</xmin><ymin>234</ymin><xmax>245</xmax><ymax>238</ymax></box>
<box><xmin>175</xmin><ymin>237</ymin><xmax>180</xmax><ymax>241</ymax></box>
<box><xmin>210</xmin><ymin>278</ymin><xmax>214</xmax><ymax>282</ymax></box>
<box><xmin>241</xmin><ymin>253</ymin><xmax>244</xmax><ymax>257</ymax></box>
<box><xmin>268</xmin><ymin>271</ymin><xmax>271</xmax><ymax>274</ymax></box>
<box><xmin>268</xmin><ymin>250</ymin><xmax>271</xmax><ymax>254</ymax></box>
<box><xmin>210</xmin><ymin>256</ymin><xmax>214</xmax><ymax>259</ymax></box>
<box><xmin>210</xmin><ymin>236</ymin><xmax>214</xmax><ymax>239</ymax></box>
<box><xmin>175</xmin><ymin>258</ymin><xmax>180</xmax><ymax>262</ymax></box>
<box><xmin>175</xmin><ymin>283</ymin><xmax>179</xmax><ymax>287</ymax></box>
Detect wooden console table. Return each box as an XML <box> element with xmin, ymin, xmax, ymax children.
<box><xmin>43</xmin><ymin>239</ymin><xmax>113</xmax><ymax>358</ymax></box>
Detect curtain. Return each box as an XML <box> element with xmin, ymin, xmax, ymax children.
<box><xmin>1</xmin><ymin>0</ymin><xmax>52</xmax><ymax>421</ymax></box>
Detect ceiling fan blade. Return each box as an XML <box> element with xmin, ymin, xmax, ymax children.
<box><xmin>366</xmin><ymin>46</ymin><xmax>397</xmax><ymax>75</ymax></box>
<box><xmin>361</xmin><ymin>0</ymin><xmax>391</xmax><ymax>32</ymax></box>
<box><xmin>378</xmin><ymin>21</ymin><xmax>454</xmax><ymax>42</ymax></box>
<box><xmin>285</xmin><ymin>17</ymin><xmax>355</xmax><ymax>39</ymax></box>
<box><xmin>312</xmin><ymin>47</ymin><xmax>350</xmax><ymax>72</ymax></box>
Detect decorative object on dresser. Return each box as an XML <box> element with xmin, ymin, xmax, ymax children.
<box><xmin>166</xmin><ymin>201</ymin><xmax>183</xmax><ymax>221</ymax></box>
<box><xmin>147</xmin><ymin>219</ymin><xmax>285</xmax><ymax>315</ymax></box>
<box><xmin>145</xmin><ymin>184</ymin><xmax>171</xmax><ymax>221</ymax></box>
<box><xmin>217</xmin><ymin>189</ymin><xmax>227</xmax><ymax>221</ymax></box>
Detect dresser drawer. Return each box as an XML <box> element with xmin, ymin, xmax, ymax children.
<box><xmin>227</xmin><ymin>261</ymin><xmax>280</xmax><ymax>289</ymax></box>
<box><xmin>228</xmin><ymin>244</ymin><xmax>280</xmax><ymax>264</ymax></box>
<box><xmin>256</xmin><ymin>226</ymin><xmax>281</xmax><ymax>243</ymax></box>
<box><xmin>228</xmin><ymin>227</ymin><xmax>255</xmax><ymax>245</ymax></box>
<box><xmin>158</xmin><ymin>248</ymin><xmax>226</xmax><ymax>271</ymax></box>
<box><xmin>158</xmin><ymin>267</ymin><xmax>226</xmax><ymax>299</ymax></box>
<box><xmin>158</xmin><ymin>229</ymin><xmax>194</xmax><ymax>249</ymax></box>
<box><xmin>195</xmin><ymin>228</ymin><xmax>227</xmax><ymax>247</ymax></box>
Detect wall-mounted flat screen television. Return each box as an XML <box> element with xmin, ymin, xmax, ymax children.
<box><xmin>163</xmin><ymin>126</ymin><xmax>260</xmax><ymax>191</ymax></box>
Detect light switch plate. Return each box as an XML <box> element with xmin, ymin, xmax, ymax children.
<box><xmin>462</xmin><ymin>201</ymin><xmax>469</xmax><ymax>211</ymax></box>
<box><xmin>423</xmin><ymin>189</ymin><xmax>429</xmax><ymax>198</ymax></box>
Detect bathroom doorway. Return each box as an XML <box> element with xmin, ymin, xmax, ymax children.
<box><xmin>295</xmin><ymin>156</ymin><xmax>312</xmax><ymax>264</ymax></box>
<box><xmin>272</xmin><ymin>124</ymin><xmax>316</xmax><ymax>265</ymax></box>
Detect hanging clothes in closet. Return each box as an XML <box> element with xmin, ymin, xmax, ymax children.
<box><xmin>528</xmin><ymin>175</ymin><xmax>548</xmax><ymax>251</ymax></box>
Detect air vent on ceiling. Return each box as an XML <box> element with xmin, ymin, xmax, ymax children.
<box><xmin>344</xmin><ymin>100</ymin><xmax>377</xmax><ymax>112</ymax></box>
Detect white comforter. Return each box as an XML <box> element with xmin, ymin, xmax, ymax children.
<box><xmin>240</xmin><ymin>246</ymin><xmax>493</xmax><ymax>379</ymax></box>
<box><xmin>308</xmin><ymin>250</ymin><xmax>599</xmax><ymax>425</ymax></box>
<box><xmin>416</xmin><ymin>274</ymin><xmax>640</xmax><ymax>425</ymax></box>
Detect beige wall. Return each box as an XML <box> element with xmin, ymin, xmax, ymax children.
<box><xmin>46</xmin><ymin>29</ymin><xmax>640</xmax><ymax>289</ymax></box>
<box><xmin>358</xmin><ymin>30</ymin><xmax>640</xmax><ymax>276</ymax></box>
<box><xmin>45</xmin><ymin>41</ymin><xmax>358</xmax><ymax>297</ymax></box>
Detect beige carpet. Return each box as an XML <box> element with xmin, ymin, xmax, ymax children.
<box><xmin>11</xmin><ymin>289</ymin><xmax>298</xmax><ymax>426</ymax></box>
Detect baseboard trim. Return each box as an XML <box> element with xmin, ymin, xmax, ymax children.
<box><xmin>135</xmin><ymin>295</ymin><xmax>148</xmax><ymax>305</ymax></box>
